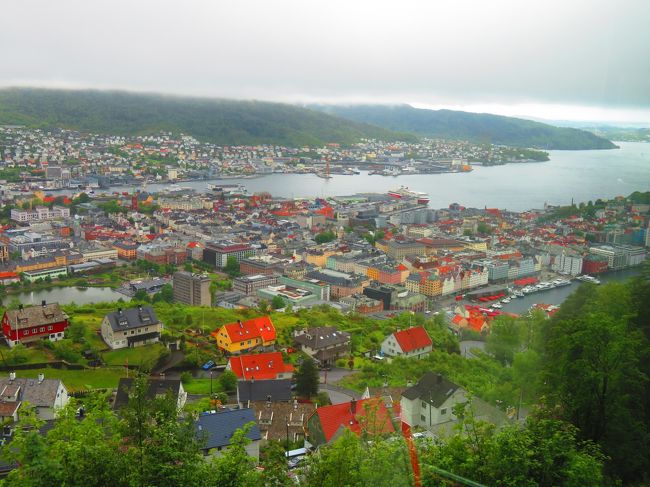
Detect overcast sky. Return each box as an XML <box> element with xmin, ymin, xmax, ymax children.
<box><xmin>2</xmin><ymin>0</ymin><xmax>649</xmax><ymax>123</ymax></box>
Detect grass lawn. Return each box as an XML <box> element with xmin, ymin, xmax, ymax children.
<box><xmin>14</xmin><ymin>367</ymin><xmax>127</xmax><ymax>391</ymax></box>
<box><xmin>182</xmin><ymin>378</ymin><xmax>220</xmax><ymax>395</ymax></box>
<box><xmin>102</xmin><ymin>343</ymin><xmax>166</xmax><ymax>367</ymax></box>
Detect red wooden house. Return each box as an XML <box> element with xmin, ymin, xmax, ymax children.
<box><xmin>2</xmin><ymin>301</ymin><xmax>69</xmax><ymax>348</ymax></box>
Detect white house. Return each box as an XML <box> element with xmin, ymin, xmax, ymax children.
<box><xmin>401</xmin><ymin>372</ymin><xmax>510</xmax><ymax>434</ymax></box>
<box><xmin>0</xmin><ymin>372</ymin><xmax>69</xmax><ymax>421</ymax></box>
<box><xmin>101</xmin><ymin>305</ymin><xmax>162</xmax><ymax>350</ymax></box>
<box><xmin>381</xmin><ymin>326</ymin><xmax>433</xmax><ymax>359</ymax></box>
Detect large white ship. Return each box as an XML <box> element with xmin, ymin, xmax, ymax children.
<box><xmin>387</xmin><ymin>186</ymin><xmax>430</xmax><ymax>205</ymax></box>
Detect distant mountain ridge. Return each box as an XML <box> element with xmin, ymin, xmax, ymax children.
<box><xmin>311</xmin><ymin>104</ymin><xmax>617</xmax><ymax>150</ymax></box>
<box><xmin>0</xmin><ymin>88</ymin><xmax>415</xmax><ymax>146</ymax></box>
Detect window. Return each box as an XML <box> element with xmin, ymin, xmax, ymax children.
<box><xmin>421</xmin><ymin>401</ymin><xmax>427</xmax><ymax>409</ymax></box>
<box><xmin>24</xmin><ymin>329</ymin><xmax>29</xmax><ymax>335</ymax></box>
<box><xmin>40</xmin><ymin>327</ymin><xmax>45</xmax><ymax>332</ymax></box>
<box><xmin>420</xmin><ymin>414</ymin><xmax>426</xmax><ymax>422</ymax></box>
<box><xmin>441</xmin><ymin>408</ymin><xmax>447</xmax><ymax>415</ymax></box>
<box><xmin>48</xmin><ymin>325</ymin><xmax>53</xmax><ymax>331</ymax></box>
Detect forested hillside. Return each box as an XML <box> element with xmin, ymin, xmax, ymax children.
<box><xmin>0</xmin><ymin>89</ymin><xmax>415</xmax><ymax>146</ymax></box>
<box><xmin>313</xmin><ymin>104</ymin><xmax>618</xmax><ymax>150</ymax></box>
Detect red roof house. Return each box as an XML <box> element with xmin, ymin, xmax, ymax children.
<box><xmin>227</xmin><ymin>351</ymin><xmax>294</xmax><ymax>380</ymax></box>
<box><xmin>307</xmin><ymin>397</ymin><xmax>395</xmax><ymax>446</ymax></box>
<box><xmin>212</xmin><ymin>316</ymin><xmax>277</xmax><ymax>354</ymax></box>
<box><xmin>381</xmin><ymin>326</ymin><xmax>433</xmax><ymax>359</ymax></box>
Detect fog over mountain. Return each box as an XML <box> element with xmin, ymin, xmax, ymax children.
<box><xmin>1</xmin><ymin>0</ymin><xmax>649</xmax><ymax>123</ymax></box>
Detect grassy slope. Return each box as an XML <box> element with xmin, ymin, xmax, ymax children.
<box><xmin>0</xmin><ymin>88</ymin><xmax>416</xmax><ymax>146</ymax></box>
<box><xmin>312</xmin><ymin>104</ymin><xmax>618</xmax><ymax>150</ymax></box>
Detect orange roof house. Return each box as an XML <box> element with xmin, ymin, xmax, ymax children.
<box><xmin>211</xmin><ymin>316</ymin><xmax>276</xmax><ymax>354</ymax></box>
<box><xmin>227</xmin><ymin>351</ymin><xmax>294</xmax><ymax>380</ymax></box>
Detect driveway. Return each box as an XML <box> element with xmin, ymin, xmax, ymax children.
<box><xmin>319</xmin><ymin>367</ymin><xmax>355</xmax><ymax>385</ymax></box>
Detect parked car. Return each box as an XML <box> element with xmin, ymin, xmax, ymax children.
<box><xmin>201</xmin><ymin>360</ymin><xmax>215</xmax><ymax>370</ymax></box>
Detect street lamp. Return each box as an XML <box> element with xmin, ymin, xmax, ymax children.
<box><xmin>285</xmin><ymin>415</ymin><xmax>290</xmax><ymax>452</ymax></box>
<box><xmin>209</xmin><ymin>370</ymin><xmax>213</xmax><ymax>396</ymax></box>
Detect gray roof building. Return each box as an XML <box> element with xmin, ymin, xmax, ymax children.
<box><xmin>237</xmin><ymin>379</ymin><xmax>292</xmax><ymax>405</ymax></box>
<box><xmin>104</xmin><ymin>305</ymin><xmax>160</xmax><ymax>332</ymax></box>
<box><xmin>402</xmin><ymin>372</ymin><xmax>461</xmax><ymax>407</ymax></box>
<box><xmin>196</xmin><ymin>408</ymin><xmax>261</xmax><ymax>451</ymax></box>
<box><xmin>113</xmin><ymin>378</ymin><xmax>187</xmax><ymax>410</ymax></box>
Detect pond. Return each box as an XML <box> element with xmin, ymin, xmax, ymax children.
<box><xmin>3</xmin><ymin>286</ymin><xmax>129</xmax><ymax>307</ymax></box>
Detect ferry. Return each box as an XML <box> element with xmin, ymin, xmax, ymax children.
<box><xmin>552</xmin><ymin>278</ymin><xmax>572</xmax><ymax>287</ymax></box>
<box><xmin>207</xmin><ymin>183</ymin><xmax>248</xmax><ymax>195</ymax></box>
<box><xmin>387</xmin><ymin>186</ymin><xmax>430</xmax><ymax>205</ymax></box>
<box><xmin>576</xmin><ymin>275</ymin><xmax>601</xmax><ymax>285</ymax></box>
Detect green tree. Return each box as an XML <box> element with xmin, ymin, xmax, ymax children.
<box><xmin>314</xmin><ymin>230</ymin><xmax>336</xmax><ymax>244</ymax></box>
<box><xmin>260</xmin><ymin>441</ymin><xmax>293</xmax><ymax>487</ymax></box>
<box><xmin>418</xmin><ymin>404</ymin><xmax>603</xmax><ymax>487</ymax></box>
<box><xmin>542</xmin><ymin>282</ymin><xmax>649</xmax><ymax>483</ymax></box>
<box><xmin>271</xmin><ymin>295</ymin><xmax>285</xmax><ymax>310</ymax></box>
<box><xmin>485</xmin><ymin>315</ymin><xmax>522</xmax><ymax>365</ymax></box>
<box><xmin>208</xmin><ymin>423</ymin><xmax>261</xmax><ymax>486</ymax></box>
<box><xmin>65</xmin><ymin>320</ymin><xmax>87</xmax><ymax>343</ymax></box>
<box><xmin>133</xmin><ymin>289</ymin><xmax>151</xmax><ymax>302</ymax></box>
<box><xmin>218</xmin><ymin>370</ymin><xmax>237</xmax><ymax>393</ymax></box>
<box><xmin>305</xmin><ymin>429</ymin><xmax>413</xmax><ymax>486</ymax></box>
<box><xmin>119</xmin><ymin>375</ymin><xmax>206</xmax><ymax>486</ymax></box>
<box><xmin>224</xmin><ymin>256</ymin><xmax>241</xmax><ymax>277</ymax></box>
<box><xmin>153</xmin><ymin>283</ymin><xmax>174</xmax><ymax>303</ymax></box>
<box><xmin>294</xmin><ymin>357</ymin><xmax>319</xmax><ymax>399</ymax></box>
<box><xmin>477</xmin><ymin>222</ymin><xmax>492</xmax><ymax>234</ymax></box>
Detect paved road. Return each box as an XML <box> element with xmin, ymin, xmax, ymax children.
<box><xmin>459</xmin><ymin>340</ymin><xmax>486</xmax><ymax>359</ymax></box>
<box><xmin>320</xmin><ymin>384</ymin><xmax>362</xmax><ymax>404</ymax></box>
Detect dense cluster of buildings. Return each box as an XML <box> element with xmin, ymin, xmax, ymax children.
<box><xmin>1</xmin><ymin>126</ymin><xmax>549</xmax><ymax>191</ymax></box>
<box><xmin>0</xmin><ymin>154</ymin><xmax>647</xmax><ymax>324</ymax></box>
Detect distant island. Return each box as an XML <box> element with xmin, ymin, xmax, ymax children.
<box><xmin>311</xmin><ymin>104</ymin><xmax>618</xmax><ymax>150</ymax></box>
<box><xmin>0</xmin><ymin>88</ymin><xmax>616</xmax><ymax>150</ymax></box>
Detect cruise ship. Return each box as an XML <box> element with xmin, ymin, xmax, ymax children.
<box><xmin>387</xmin><ymin>186</ymin><xmax>430</xmax><ymax>205</ymax></box>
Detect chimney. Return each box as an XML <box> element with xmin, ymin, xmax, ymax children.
<box><xmin>436</xmin><ymin>373</ymin><xmax>443</xmax><ymax>384</ymax></box>
<box><xmin>9</xmin><ymin>372</ymin><xmax>15</xmax><ymax>382</ymax></box>
<box><xmin>238</xmin><ymin>320</ymin><xmax>243</xmax><ymax>328</ymax></box>
<box><xmin>117</xmin><ymin>307</ymin><xmax>122</xmax><ymax>315</ymax></box>
<box><xmin>41</xmin><ymin>300</ymin><xmax>46</xmax><ymax>307</ymax></box>
<box><xmin>350</xmin><ymin>398</ymin><xmax>357</xmax><ymax>414</ymax></box>
<box><xmin>38</xmin><ymin>373</ymin><xmax>44</xmax><ymax>384</ymax></box>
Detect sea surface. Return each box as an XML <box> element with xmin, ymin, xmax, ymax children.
<box><xmin>109</xmin><ymin>141</ymin><xmax>650</xmax><ymax>211</ymax></box>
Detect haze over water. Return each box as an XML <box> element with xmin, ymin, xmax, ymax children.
<box><xmin>132</xmin><ymin>142</ymin><xmax>650</xmax><ymax>211</ymax></box>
